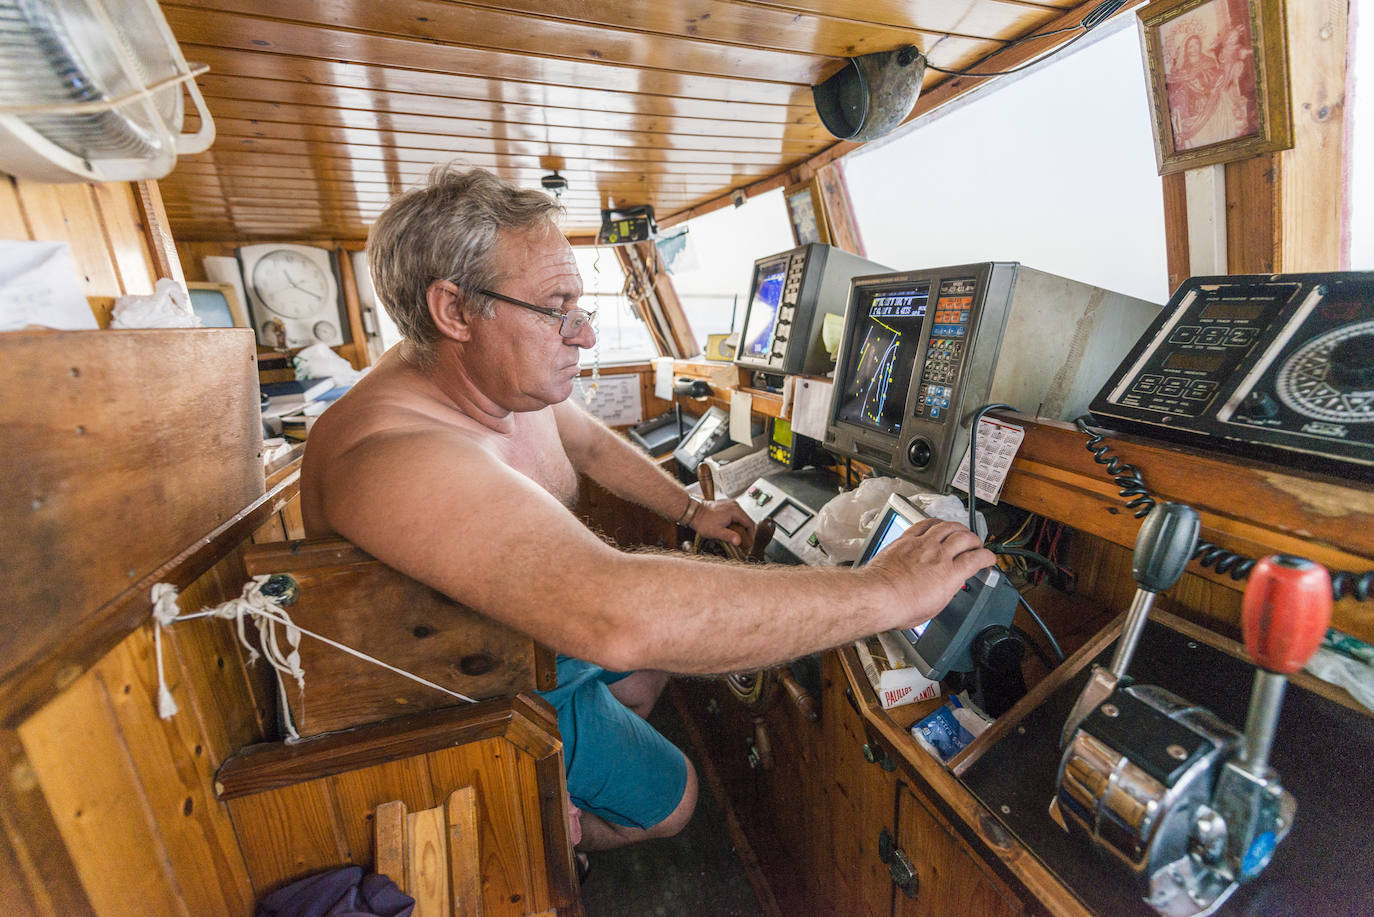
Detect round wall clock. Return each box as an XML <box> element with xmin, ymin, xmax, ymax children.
<box><xmin>236</xmin><ymin>243</ymin><xmax>344</xmax><ymax>348</ymax></box>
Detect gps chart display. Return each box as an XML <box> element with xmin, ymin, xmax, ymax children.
<box><xmin>741</xmin><ymin>262</ymin><xmax>786</xmax><ymax>360</ymax></box>
<box><xmin>833</xmin><ymin>284</ymin><xmax>930</xmax><ymax>435</ymax></box>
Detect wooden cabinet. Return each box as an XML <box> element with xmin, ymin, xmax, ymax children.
<box><xmin>679</xmin><ymin>650</ymin><xmax>1035</xmax><ymax>917</ymax></box>
<box><xmin>823</xmin><ymin>652</ymin><xmax>902</xmax><ymax>917</ymax></box>
<box><xmin>890</xmin><ymin>785</ymin><xmax>1024</xmax><ymax>917</ymax></box>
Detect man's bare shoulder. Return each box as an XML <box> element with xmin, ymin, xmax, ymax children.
<box><xmin>301</xmin><ymin>358</ymin><xmax>501</xmax><ymax>535</ymax></box>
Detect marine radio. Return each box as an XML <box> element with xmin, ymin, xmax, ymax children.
<box><xmin>1089</xmin><ymin>271</ymin><xmax>1374</xmax><ymax>477</ymax></box>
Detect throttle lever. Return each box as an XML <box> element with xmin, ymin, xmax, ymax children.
<box><xmin>1236</xmin><ymin>555</ymin><xmax>1332</xmax><ymax>776</ymax></box>
<box><xmin>1060</xmin><ymin>503</ymin><xmax>1199</xmax><ymax>747</ymax></box>
<box><xmin>1209</xmin><ymin>554</ymin><xmax>1331</xmax><ymax>883</ymax></box>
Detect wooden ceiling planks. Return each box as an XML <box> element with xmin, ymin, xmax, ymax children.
<box><xmin>158</xmin><ymin>0</ymin><xmax>1112</xmax><ymax>241</ymax></box>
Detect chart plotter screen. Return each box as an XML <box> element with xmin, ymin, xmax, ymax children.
<box><xmin>833</xmin><ymin>283</ymin><xmax>930</xmax><ymax>435</ymax></box>
<box><xmin>741</xmin><ymin>260</ymin><xmax>788</xmax><ymax>360</ymax></box>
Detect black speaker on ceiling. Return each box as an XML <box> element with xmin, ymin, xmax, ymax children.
<box><xmin>812</xmin><ymin>45</ymin><xmax>926</xmax><ymax>143</ymax></box>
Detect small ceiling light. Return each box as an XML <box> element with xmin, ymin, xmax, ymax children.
<box><xmin>540</xmin><ymin>171</ymin><xmax>567</xmax><ymax>199</ymax></box>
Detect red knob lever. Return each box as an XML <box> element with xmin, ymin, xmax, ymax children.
<box><xmin>1241</xmin><ymin>555</ymin><xmax>1332</xmax><ymax>674</ymax></box>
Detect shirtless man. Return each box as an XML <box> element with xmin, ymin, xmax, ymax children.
<box><xmin>301</xmin><ymin>166</ymin><xmax>995</xmax><ymax>855</ymax></box>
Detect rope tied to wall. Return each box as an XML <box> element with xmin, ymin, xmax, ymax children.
<box><xmin>149</xmin><ymin>576</ymin><xmax>477</xmax><ymax>741</ymax></box>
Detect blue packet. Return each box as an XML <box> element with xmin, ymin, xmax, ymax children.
<box><xmin>912</xmin><ymin>696</ymin><xmax>977</xmax><ymax>762</ymax></box>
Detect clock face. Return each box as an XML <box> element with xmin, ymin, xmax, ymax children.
<box><xmin>251</xmin><ymin>249</ymin><xmax>331</xmax><ymax>319</ymax></box>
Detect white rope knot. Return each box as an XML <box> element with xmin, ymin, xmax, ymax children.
<box><xmin>149</xmin><ymin>574</ymin><xmax>476</xmax><ymax>735</ymax></box>
<box><xmin>150</xmin><ymin>584</ymin><xmax>181</xmax><ymax>718</ymax></box>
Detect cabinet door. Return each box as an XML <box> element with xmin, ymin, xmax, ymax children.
<box><xmin>823</xmin><ymin>652</ymin><xmax>901</xmax><ymax>917</ymax></box>
<box><xmin>890</xmin><ymin>783</ymin><xmax>1024</xmax><ymax>917</ymax></box>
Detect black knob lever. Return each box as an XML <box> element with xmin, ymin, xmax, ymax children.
<box><xmin>1060</xmin><ymin>503</ymin><xmax>1199</xmax><ymax>746</ymax></box>
<box><xmin>1111</xmin><ymin>503</ymin><xmax>1200</xmax><ymax>677</ymax></box>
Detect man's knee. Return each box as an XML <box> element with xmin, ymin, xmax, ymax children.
<box><xmin>608</xmin><ymin>670</ymin><xmax>669</xmax><ymax>719</ymax></box>
<box><xmin>644</xmin><ymin>754</ymin><xmax>698</xmax><ymax>839</ymax></box>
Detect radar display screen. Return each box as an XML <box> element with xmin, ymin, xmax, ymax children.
<box><xmin>833</xmin><ymin>283</ymin><xmax>930</xmax><ymax>435</ymax></box>
<box><xmin>741</xmin><ymin>260</ymin><xmax>788</xmax><ymax>360</ymax></box>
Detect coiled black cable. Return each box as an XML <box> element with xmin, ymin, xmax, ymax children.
<box><xmin>1076</xmin><ymin>416</ymin><xmax>1155</xmax><ymax>518</ymax></box>
<box><xmin>1074</xmin><ymin>414</ymin><xmax>1373</xmax><ymax>602</ymax></box>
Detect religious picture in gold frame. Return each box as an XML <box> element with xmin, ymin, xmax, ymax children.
<box><xmin>784</xmin><ymin>178</ymin><xmax>831</xmax><ymax>247</ymax></box>
<box><xmin>1138</xmin><ymin>0</ymin><xmax>1292</xmax><ymax>175</ymax></box>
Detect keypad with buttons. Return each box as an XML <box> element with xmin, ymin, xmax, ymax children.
<box><xmin>913</xmin><ymin>285</ymin><xmax>975</xmax><ymax>422</ymax></box>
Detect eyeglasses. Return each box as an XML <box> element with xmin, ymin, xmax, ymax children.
<box><xmin>479</xmin><ymin>289</ymin><xmax>596</xmax><ymax>339</ymax></box>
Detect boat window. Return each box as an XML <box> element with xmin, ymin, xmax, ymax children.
<box><xmin>844</xmin><ymin>19</ymin><xmax>1169</xmax><ymax>305</ymax></box>
<box><xmin>666</xmin><ymin>189</ymin><xmax>795</xmax><ymax>350</ymax></box>
<box><xmin>575</xmin><ymin>247</ymin><xmax>657</xmax><ymax>365</ymax></box>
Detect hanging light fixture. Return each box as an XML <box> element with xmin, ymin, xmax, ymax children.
<box><xmin>540</xmin><ymin>171</ymin><xmax>568</xmax><ymax>199</ymax></box>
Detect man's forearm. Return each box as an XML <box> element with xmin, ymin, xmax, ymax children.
<box><xmin>576</xmin><ymin>423</ymin><xmax>694</xmax><ymax>522</ymax></box>
<box><xmin>562</xmin><ymin>551</ymin><xmax>876</xmax><ymax>673</ymax></box>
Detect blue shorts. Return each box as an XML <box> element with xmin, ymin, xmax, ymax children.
<box><xmin>536</xmin><ymin>656</ymin><xmax>688</xmax><ymax>830</ymax></box>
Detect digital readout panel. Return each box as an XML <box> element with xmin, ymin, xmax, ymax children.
<box><xmin>833</xmin><ymin>284</ymin><xmax>931</xmax><ymax>435</ymax></box>
<box><xmin>1107</xmin><ymin>281</ymin><xmax>1297</xmax><ymax>419</ymax></box>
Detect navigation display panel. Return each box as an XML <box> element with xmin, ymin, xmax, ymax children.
<box><xmin>832</xmin><ymin>282</ymin><xmax>931</xmax><ymax>436</ymax></box>
<box><xmin>740</xmin><ymin>259</ymin><xmax>788</xmax><ymax>360</ymax></box>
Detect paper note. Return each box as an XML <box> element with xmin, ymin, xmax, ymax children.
<box><xmin>790</xmin><ymin>378</ymin><xmax>833</xmax><ymax>441</ymax></box>
<box><xmin>202</xmin><ymin>255</ymin><xmax>249</xmax><ymax>317</ymax></box>
<box><xmin>653</xmin><ymin>357</ymin><xmax>675</xmax><ymax>400</ymax></box>
<box><xmin>821</xmin><ymin>313</ymin><xmax>845</xmax><ymax>359</ymax></box>
<box><xmin>703</xmin><ymin>447</ymin><xmax>774</xmax><ymax>499</ymax></box>
<box><xmin>729</xmin><ymin>391</ymin><xmax>753</xmax><ymax>444</ymax></box>
<box><xmin>951</xmin><ymin>417</ymin><xmax>1025</xmax><ymax>505</ymax></box>
<box><xmin>577</xmin><ymin>374</ymin><xmax>642</xmax><ymax>426</ymax></box>
<box><xmin>0</xmin><ymin>241</ymin><xmax>96</xmax><ymax>331</ymax></box>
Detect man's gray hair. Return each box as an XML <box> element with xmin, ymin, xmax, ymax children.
<box><xmin>367</xmin><ymin>165</ymin><xmax>562</xmax><ymax>367</ymax></box>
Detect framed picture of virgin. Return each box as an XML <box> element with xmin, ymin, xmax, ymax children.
<box><xmin>784</xmin><ymin>178</ymin><xmax>831</xmax><ymax>247</ymax></box>
<box><xmin>1138</xmin><ymin>0</ymin><xmax>1293</xmax><ymax>175</ymax></box>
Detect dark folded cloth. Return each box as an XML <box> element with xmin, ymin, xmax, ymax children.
<box><xmin>254</xmin><ymin>866</ymin><xmax>414</xmax><ymax>917</ymax></box>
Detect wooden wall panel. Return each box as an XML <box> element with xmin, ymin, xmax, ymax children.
<box><xmin>0</xmin><ymin>732</ymin><xmax>90</xmax><ymax>917</ymax></box>
<box><xmin>226</xmin><ymin>779</ymin><xmax>351</xmax><ymax>891</ymax></box>
<box><xmin>90</xmin><ymin>183</ymin><xmax>159</xmax><ymax>298</ymax></box>
<box><xmin>4</xmin><ymin>529</ymin><xmax>282</xmax><ymax>916</ymax></box>
<box><xmin>328</xmin><ymin>757</ymin><xmax>437</xmax><ymax>872</ymax></box>
<box><xmin>1161</xmin><ymin>171</ymin><xmax>1189</xmax><ymax>294</ymax></box>
<box><xmin>0</xmin><ymin>328</ymin><xmax>264</xmax><ymax>721</ymax></box>
<box><xmin>815</xmin><ymin>162</ymin><xmax>866</xmax><ymax>257</ymax></box>
<box><xmin>1278</xmin><ymin>0</ymin><xmax>1347</xmax><ymax>271</ymax></box>
<box><xmin>163</xmin><ymin>553</ymin><xmax>276</xmax><ymax>767</ymax></box>
<box><xmin>1225</xmin><ymin>154</ymin><xmax>1278</xmax><ymax>274</ymax></box>
<box><xmin>96</xmin><ymin>638</ymin><xmax>255</xmax><ymax>915</ymax></box>
<box><xmin>220</xmin><ymin>729</ymin><xmax>566</xmax><ymax>916</ymax></box>
<box><xmin>20</xmin><ymin>674</ymin><xmax>197</xmax><ymax>916</ymax></box>
<box><xmin>1</xmin><ymin>175</ymin><xmax>166</xmax><ymax>327</ymax></box>
<box><xmin>427</xmin><ymin>740</ymin><xmax>542</xmax><ymax>914</ymax></box>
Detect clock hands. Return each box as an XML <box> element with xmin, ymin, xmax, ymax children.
<box><xmin>282</xmin><ymin>269</ymin><xmax>323</xmax><ymax>300</ymax></box>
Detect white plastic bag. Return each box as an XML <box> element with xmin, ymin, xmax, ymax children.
<box><xmin>292</xmin><ymin>342</ymin><xmax>363</xmax><ymax>384</ymax></box>
<box><xmin>110</xmin><ymin>278</ymin><xmax>201</xmax><ymax>329</ymax></box>
<box><xmin>1306</xmin><ymin>647</ymin><xmax>1374</xmax><ymax>711</ymax></box>
<box><xmin>812</xmin><ymin>477</ymin><xmax>985</xmax><ymax>564</ymax></box>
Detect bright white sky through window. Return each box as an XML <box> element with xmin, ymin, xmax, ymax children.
<box><xmin>843</xmin><ymin>18</ymin><xmax>1170</xmax><ymax>305</ymax></box>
